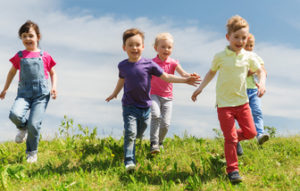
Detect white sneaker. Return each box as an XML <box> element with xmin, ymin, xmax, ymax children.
<box><xmin>125</xmin><ymin>163</ymin><xmax>136</xmax><ymax>172</ymax></box>
<box><xmin>15</xmin><ymin>129</ymin><xmax>27</xmax><ymax>143</ymax></box>
<box><xmin>257</xmin><ymin>134</ymin><xmax>270</xmax><ymax>145</ymax></box>
<box><xmin>26</xmin><ymin>153</ymin><xmax>38</xmax><ymax>163</ymax></box>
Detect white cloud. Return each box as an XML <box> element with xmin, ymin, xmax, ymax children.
<box><xmin>0</xmin><ymin>1</ymin><xmax>299</xmax><ymax>142</ymax></box>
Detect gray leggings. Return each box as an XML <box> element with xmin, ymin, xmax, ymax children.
<box><xmin>150</xmin><ymin>94</ymin><xmax>173</xmax><ymax>144</ymax></box>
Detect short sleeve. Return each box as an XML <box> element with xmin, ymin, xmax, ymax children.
<box><xmin>211</xmin><ymin>54</ymin><xmax>220</xmax><ymax>72</ymax></box>
<box><xmin>248</xmin><ymin>53</ymin><xmax>262</xmax><ymax>72</ymax></box>
<box><xmin>151</xmin><ymin>61</ymin><xmax>164</xmax><ymax>77</ymax></box>
<box><xmin>118</xmin><ymin>65</ymin><xmax>124</xmax><ymax>79</ymax></box>
<box><xmin>43</xmin><ymin>52</ymin><xmax>56</xmax><ymax>72</ymax></box>
<box><xmin>9</xmin><ymin>53</ymin><xmax>21</xmax><ymax>70</ymax></box>
<box><xmin>255</xmin><ymin>54</ymin><xmax>264</xmax><ymax>66</ymax></box>
<box><xmin>172</xmin><ymin>60</ymin><xmax>179</xmax><ymax>71</ymax></box>
<box><xmin>119</xmin><ymin>71</ymin><xmax>124</xmax><ymax>79</ymax></box>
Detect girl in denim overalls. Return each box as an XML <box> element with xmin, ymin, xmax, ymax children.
<box><xmin>0</xmin><ymin>20</ymin><xmax>57</xmax><ymax>163</ymax></box>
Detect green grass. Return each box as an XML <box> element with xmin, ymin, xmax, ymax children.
<box><xmin>0</xmin><ymin>117</ymin><xmax>299</xmax><ymax>190</ymax></box>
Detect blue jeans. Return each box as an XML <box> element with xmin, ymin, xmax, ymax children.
<box><xmin>247</xmin><ymin>89</ymin><xmax>264</xmax><ymax>136</ymax></box>
<box><xmin>122</xmin><ymin>105</ymin><xmax>150</xmax><ymax>166</ymax></box>
<box><xmin>9</xmin><ymin>94</ymin><xmax>50</xmax><ymax>154</ymax></box>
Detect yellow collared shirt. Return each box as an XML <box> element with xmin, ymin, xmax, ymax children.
<box><xmin>211</xmin><ymin>47</ymin><xmax>261</xmax><ymax>108</ymax></box>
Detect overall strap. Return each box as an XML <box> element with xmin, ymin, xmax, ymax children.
<box><xmin>40</xmin><ymin>50</ymin><xmax>44</xmax><ymax>57</ymax></box>
<box><xmin>17</xmin><ymin>51</ymin><xmax>23</xmax><ymax>58</ymax></box>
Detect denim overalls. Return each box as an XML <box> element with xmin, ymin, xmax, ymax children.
<box><xmin>9</xmin><ymin>51</ymin><xmax>50</xmax><ymax>155</ymax></box>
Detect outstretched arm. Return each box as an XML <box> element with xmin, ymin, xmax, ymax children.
<box><xmin>49</xmin><ymin>68</ymin><xmax>57</xmax><ymax>99</ymax></box>
<box><xmin>175</xmin><ymin>64</ymin><xmax>191</xmax><ymax>77</ymax></box>
<box><xmin>159</xmin><ymin>72</ymin><xmax>200</xmax><ymax>87</ymax></box>
<box><xmin>176</xmin><ymin>64</ymin><xmax>200</xmax><ymax>79</ymax></box>
<box><xmin>191</xmin><ymin>69</ymin><xmax>216</xmax><ymax>102</ymax></box>
<box><xmin>248</xmin><ymin>65</ymin><xmax>267</xmax><ymax>77</ymax></box>
<box><xmin>255</xmin><ymin>68</ymin><xmax>266</xmax><ymax>97</ymax></box>
<box><xmin>105</xmin><ymin>78</ymin><xmax>125</xmax><ymax>102</ymax></box>
<box><xmin>0</xmin><ymin>66</ymin><xmax>17</xmax><ymax>100</ymax></box>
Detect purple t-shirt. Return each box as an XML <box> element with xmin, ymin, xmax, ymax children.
<box><xmin>119</xmin><ymin>57</ymin><xmax>163</xmax><ymax>108</ymax></box>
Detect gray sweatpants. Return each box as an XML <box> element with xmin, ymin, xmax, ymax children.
<box><xmin>150</xmin><ymin>94</ymin><xmax>173</xmax><ymax>144</ymax></box>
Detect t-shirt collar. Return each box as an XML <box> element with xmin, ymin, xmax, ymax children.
<box><xmin>153</xmin><ymin>55</ymin><xmax>171</xmax><ymax>64</ymax></box>
<box><xmin>225</xmin><ymin>46</ymin><xmax>246</xmax><ymax>57</ymax></box>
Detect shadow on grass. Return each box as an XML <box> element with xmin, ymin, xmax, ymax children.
<box><xmin>27</xmin><ymin>139</ymin><xmax>124</xmax><ymax>177</ymax></box>
<box><xmin>118</xmin><ymin>155</ymin><xmax>226</xmax><ymax>186</ymax></box>
<box><xmin>27</xmin><ymin>138</ymin><xmax>226</xmax><ymax>187</ymax></box>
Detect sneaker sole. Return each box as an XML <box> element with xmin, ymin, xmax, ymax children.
<box><xmin>230</xmin><ymin>178</ymin><xmax>242</xmax><ymax>184</ymax></box>
<box><xmin>126</xmin><ymin>166</ymin><xmax>136</xmax><ymax>172</ymax></box>
<box><xmin>258</xmin><ymin>135</ymin><xmax>269</xmax><ymax>145</ymax></box>
<box><xmin>15</xmin><ymin>138</ymin><xmax>26</xmax><ymax>144</ymax></box>
<box><xmin>150</xmin><ymin>150</ymin><xmax>160</xmax><ymax>154</ymax></box>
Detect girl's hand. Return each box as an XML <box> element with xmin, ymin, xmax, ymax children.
<box><xmin>191</xmin><ymin>89</ymin><xmax>202</xmax><ymax>102</ymax></box>
<box><xmin>0</xmin><ymin>90</ymin><xmax>6</xmax><ymax>100</ymax></box>
<box><xmin>186</xmin><ymin>75</ymin><xmax>201</xmax><ymax>87</ymax></box>
<box><xmin>51</xmin><ymin>88</ymin><xmax>57</xmax><ymax>99</ymax></box>
<box><xmin>105</xmin><ymin>94</ymin><xmax>117</xmax><ymax>102</ymax></box>
<box><xmin>190</xmin><ymin>73</ymin><xmax>201</xmax><ymax>78</ymax></box>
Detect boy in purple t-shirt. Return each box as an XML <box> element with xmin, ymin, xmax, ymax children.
<box><xmin>106</xmin><ymin>28</ymin><xmax>200</xmax><ymax>172</ymax></box>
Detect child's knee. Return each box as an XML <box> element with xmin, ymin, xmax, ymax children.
<box><xmin>27</xmin><ymin>122</ymin><xmax>41</xmax><ymax>136</ymax></box>
<box><xmin>246</xmin><ymin>129</ymin><xmax>257</xmax><ymax>139</ymax></box>
<box><xmin>151</xmin><ymin>112</ymin><xmax>161</xmax><ymax>119</ymax></box>
<box><xmin>161</xmin><ymin>120</ymin><xmax>170</xmax><ymax>130</ymax></box>
<box><xmin>125</xmin><ymin>129</ymin><xmax>136</xmax><ymax>141</ymax></box>
<box><xmin>9</xmin><ymin>111</ymin><xmax>21</xmax><ymax>124</ymax></box>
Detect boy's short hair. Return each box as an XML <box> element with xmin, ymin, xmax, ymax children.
<box><xmin>154</xmin><ymin>32</ymin><xmax>174</xmax><ymax>47</ymax></box>
<box><xmin>123</xmin><ymin>28</ymin><xmax>144</xmax><ymax>45</ymax></box>
<box><xmin>226</xmin><ymin>15</ymin><xmax>249</xmax><ymax>34</ymax></box>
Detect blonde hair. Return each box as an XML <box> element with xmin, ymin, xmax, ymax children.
<box><xmin>154</xmin><ymin>32</ymin><xmax>174</xmax><ymax>47</ymax></box>
<box><xmin>226</xmin><ymin>15</ymin><xmax>249</xmax><ymax>34</ymax></box>
<box><xmin>248</xmin><ymin>33</ymin><xmax>255</xmax><ymax>41</ymax></box>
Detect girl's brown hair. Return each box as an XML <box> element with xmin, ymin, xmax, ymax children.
<box><xmin>18</xmin><ymin>20</ymin><xmax>41</xmax><ymax>39</ymax></box>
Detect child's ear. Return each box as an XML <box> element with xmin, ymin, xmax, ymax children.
<box><xmin>122</xmin><ymin>45</ymin><xmax>126</xmax><ymax>51</ymax></box>
<box><xmin>225</xmin><ymin>34</ymin><xmax>229</xmax><ymax>41</ymax></box>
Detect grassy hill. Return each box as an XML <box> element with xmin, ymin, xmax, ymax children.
<box><xmin>0</xmin><ymin>117</ymin><xmax>299</xmax><ymax>190</ymax></box>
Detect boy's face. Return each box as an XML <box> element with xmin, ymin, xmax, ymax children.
<box><xmin>226</xmin><ymin>27</ymin><xmax>249</xmax><ymax>54</ymax></box>
<box><xmin>155</xmin><ymin>39</ymin><xmax>173</xmax><ymax>61</ymax></box>
<box><xmin>245</xmin><ymin>38</ymin><xmax>255</xmax><ymax>51</ymax></box>
<box><xmin>123</xmin><ymin>34</ymin><xmax>144</xmax><ymax>62</ymax></box>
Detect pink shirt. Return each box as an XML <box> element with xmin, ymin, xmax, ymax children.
<box><xmin>10</xmin><ymin>50</ymin><xmax>56</xmax><ymax>80</ymax></box>
<box><xmin>150</xmin><ymin>55</ymin><xmax>178</xmax><ymax>98</ymax></box>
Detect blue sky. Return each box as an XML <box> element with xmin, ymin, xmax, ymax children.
<box><xmin>0</xmin><ymin>0</ymin><xmax>299</xmax><ymax>142</ymax></box>
<box><xmin>59</xmin><ymin>0</ymin><xmax>300</xmax><ymax>48</ymax></box>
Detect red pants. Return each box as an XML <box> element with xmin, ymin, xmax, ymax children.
<box><xmin>217</xmin><ymin>103</ymin><xmax>257</xmax><ymax>173</ymax></box>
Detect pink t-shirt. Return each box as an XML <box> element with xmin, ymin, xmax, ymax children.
<box><xmin>150</xmin><ymin>56</ymin><xmax>179</xmax><ymax>98</ymax></box>
<box><xmin>10</xmin><ymin>50</ymin><xmax>56</xmax><ymax>80</ymax></box>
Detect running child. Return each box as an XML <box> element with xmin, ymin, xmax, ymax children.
<box><xmin>0</xmin><ymin>20</ymin><xmax>57</xmax><ymax>163</ymax></box>
<box><xmin>237</xmin><ymin>34</ymin><xmax>269</xmax><ymax>155</ymax></box>
<box><xmin>245</xmin><ymin>34</ymin><xmax>269</xmax><ymax>144</ymax></box>
<box><xmin>150</xmin><ymin>32</ymin><xmax>198</xmax><ymax>154</ymax></box>
<box><xmin>106</xmin><ymin>28</ymin><xmax>200</xmax><ymax>172</ymax></box>
<box><xmin>191</xmin><ymin>15</ymin><xmax>266</xmax><ymax>183</ymax></box>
